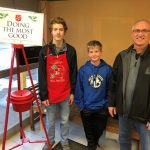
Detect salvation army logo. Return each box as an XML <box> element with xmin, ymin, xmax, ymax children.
<box><xmin>88</xmin><ymin>74</ymin><xmax>103</xmax><ymax>88</ymax></box>
<box><xmin>50</xmin><ymin>64</ymin><xmax>65</xmax><ymax>81</ymax></box>
<box><xmin>15</xmin><ymin>15</ymin><xmax>21</xmax><ymax>21</ymax></box>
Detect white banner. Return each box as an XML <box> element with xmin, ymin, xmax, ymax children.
<box><xmin>0</xmin><ymin>7</ymin><xmax>44</xmax><ymax>46</ymax></box>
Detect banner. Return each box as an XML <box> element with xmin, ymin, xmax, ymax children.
<box><xmin>0</xmin><ymin>7</ymin><xmax>44</xmax><ymax>46</ymax></box>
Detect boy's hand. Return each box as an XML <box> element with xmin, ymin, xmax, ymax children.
<box><xmin>108</xmin><ymin>107</ymin><xmax>117</xmax><ymax>117</ymax></box>
<box><xmin>68</xmin><ymin>94</ymin><xmax>74</xmax><ymax>105</ymax></box>
<box><xmin>42</xmin><ymin>99</ymin><xmax>50</xmax><ymax>106</ymax></box>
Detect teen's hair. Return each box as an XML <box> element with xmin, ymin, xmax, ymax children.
<box><xmin>49</xmin><ymin>17</ymin><xmax>68</xmax><ymax>32</ymax></box>
<box><xmin>87</xmin><ymin>40</ymin><xmax>102</xmax><ymax>51</ymax></box>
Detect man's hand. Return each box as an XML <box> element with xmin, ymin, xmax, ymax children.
<box><xmin>42</xmin><ymin>99</ymin><xmax>50</xmax><ymax>106</ymax></box>
<box><xmin>68</xmin><ymin>94</ymin><xmax>74</xmax><ymax>105</ymax></box>
<box><xmin>146</xmin><ymin>122</ymin><xmax>150</xmax><ymax>130</ymax></box>
<box><xmin>108</xmin><ymin>107</ymin><xmax>117</xmax><ymax>117</ymax></box>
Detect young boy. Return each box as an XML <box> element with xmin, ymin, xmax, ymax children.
<box><xmin>38</xmin><ymin>17</ymin><xmax>77</xmax><ymax>150</ymax></box>
<box><xmin>74</xmin><ymin>40</ymin><xmax>112</xmax><ymax>150</ymax></box>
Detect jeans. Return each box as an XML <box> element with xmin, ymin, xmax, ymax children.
<box><xmin>45</xmin><ymin>97</ymin><xmax>70</xmax><ymax>144</ymax></box>
<box><xmin>119</xmin><ymin>116</ymin><xmax>150</xmax><ymax>150</ymax></box>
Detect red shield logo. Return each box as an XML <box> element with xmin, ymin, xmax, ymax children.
<box><xmin>15</xmin><ymin>15</ymin><xmax>21</xmax><ymax>21</ymax></box>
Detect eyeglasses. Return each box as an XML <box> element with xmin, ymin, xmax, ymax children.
<box><xmin>132</xmin><ymin>29</ymin><xmax>150</xmax><ymax>34</ymax></box>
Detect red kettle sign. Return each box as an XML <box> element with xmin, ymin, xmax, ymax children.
<box><xmin>0</xmin><ymin>7</ymin><xmax>44</xmax><ymax>46</ymax></box>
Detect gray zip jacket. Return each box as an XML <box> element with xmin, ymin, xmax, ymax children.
<box><xmin>108</xmin><ymin>44</ymin><xmax>150</xmax><ymax>123</ymax></box>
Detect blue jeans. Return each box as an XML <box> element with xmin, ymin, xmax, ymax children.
<box><xmin>45</xmin><ymin>97</ymin><xmax>70</xmax><ymax>144</ymax></box>
<box><xmin>119</xmin><ymin>116</ymin><xmax>150</xmax><ymax>150</ymax></box>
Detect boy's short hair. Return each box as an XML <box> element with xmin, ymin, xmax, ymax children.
<box><xmin>87</xmin><ymin>40</ymin><xmax>102</xmax><ymax>51</ymax></box>
<box><xmin>49</xmin><ymin>17</ymin><xmax>68</xmax><ymax>32</ymax></box>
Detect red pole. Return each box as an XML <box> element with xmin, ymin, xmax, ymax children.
<box><xmin>15</xmin><ymin>46</ymin><xmax>23</xmax><ymax>139</ymax></box>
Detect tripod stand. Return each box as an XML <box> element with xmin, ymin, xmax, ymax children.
<box><xmin>2</xmin><ymin>44</ymin><xmax>51</xmax><ymax>150</ymax></box>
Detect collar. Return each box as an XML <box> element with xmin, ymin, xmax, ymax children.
<box><xmin>128</xmin><ymin>44</ymin><xmax>150</xmax><ymax>59</ymax></box>
<box><xmin>49</xmin><ymin>41</ymin><xmax>67</xmax><ymax>52</ymax></box>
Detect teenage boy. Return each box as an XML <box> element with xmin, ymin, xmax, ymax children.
<box><xmin>38</xmin><ymin>17</ymin><xmax>77</xmax><ymax>150</ymax></box>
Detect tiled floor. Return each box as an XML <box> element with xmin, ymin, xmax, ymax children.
<box><xmin>0</xmin><ymin>119</ymin><xmax>140</xmax><ymax>150</ymax></box>
<box><xmin>0</xmin><ymin>120</ymin><xmax>116</xmax><ymax>150</ymax></box>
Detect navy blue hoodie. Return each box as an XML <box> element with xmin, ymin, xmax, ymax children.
<box><xmin>74</xmin><ymin>60</ymin><xmax>112</xmax><ymax>110</ymax></box>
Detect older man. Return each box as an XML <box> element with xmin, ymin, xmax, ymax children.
<box><xmin>108</xmin><ymin>20</ymin><xmax>150</xmax><ymax>150</ymax></box>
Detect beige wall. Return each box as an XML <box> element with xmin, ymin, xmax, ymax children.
<box><xmin>43</xmin><ymin>0</ymin><xmax>150</xmax><ymax>66</ymax></box>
